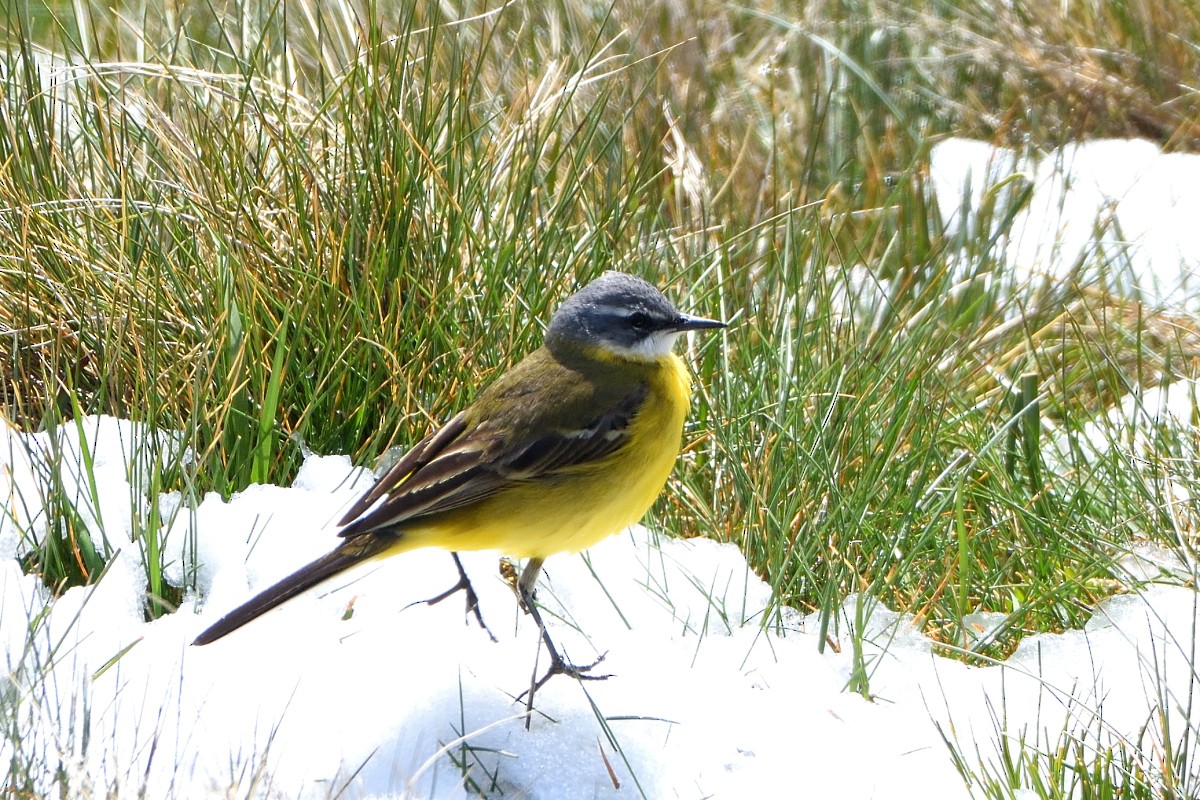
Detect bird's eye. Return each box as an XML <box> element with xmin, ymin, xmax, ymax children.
<box><xmin>628</xmin><ymin>311</ymin><xmax>652</xmax><ymax>331</ymax></box>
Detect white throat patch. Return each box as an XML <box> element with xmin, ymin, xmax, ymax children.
<box><xmin>620</xmin><ymin>330</ymin><xmax>682</xmax><ymax>361</ymax></box>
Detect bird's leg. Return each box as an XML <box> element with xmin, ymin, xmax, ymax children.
<box><xmin>417</xmin><ymin>553</ymin><xmax>496</xmax><ymax>642</ymax></box>
<box><xmin>513</xmin><ymin>557</ymin><xmax>610</xmax><ymax>728</ymax></box>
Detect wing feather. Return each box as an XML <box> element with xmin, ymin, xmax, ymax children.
<box><xmin>337</xmin><ymin>381</ymin><xmax>649</xmax><ymax>538</ymax></box>
<box><xmin>336</xmin><ymin>412</ymin><xmax>469</xmax><ymax>526</ymax></box>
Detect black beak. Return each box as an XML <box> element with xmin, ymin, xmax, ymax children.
<box><xmin>673</xmin><ymin>313</ymin><xmax>726</xmax><ymax>332</ymax></box>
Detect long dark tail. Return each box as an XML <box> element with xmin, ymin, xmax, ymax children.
<box><xmin>192</xmin><ymin>539</ymin><xmax>386</xmax><ymax>646</ymax></box>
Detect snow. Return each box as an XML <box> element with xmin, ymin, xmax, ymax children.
<box><xmin>931</xmin><ymin>137</ymin><xmax>1200</xmax><ymax>309</ymax></box>
<box><xmin>0</xmin><ymin>414</ymin><xmax>1197</xmax><ymax>799</ymax></box>
<box><xmin>3</xmin><ymin>138</ymin><xmax>1200</xmax><ymax>797</ymax></box>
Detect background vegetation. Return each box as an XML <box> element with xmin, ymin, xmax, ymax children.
<box><xmin>3</xmin><ymin>0</ymin><xmax>1200</xmax><ymax>795</ymax></box>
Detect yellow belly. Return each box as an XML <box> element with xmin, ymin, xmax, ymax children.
<box><xmin>391</xmin><ymin>355</ymin><xmax>691</xmax><ymax>559</ymax></box>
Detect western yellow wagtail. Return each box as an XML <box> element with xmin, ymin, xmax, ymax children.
<box><xmin>192</xmin><ymin>271</ymin><xmax>724</xmax><ymax>710</ymax></box>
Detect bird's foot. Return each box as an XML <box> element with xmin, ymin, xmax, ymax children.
<box><xmin>414</xmin><ymin>553</ymin><xmax>497</xmax><ymax>642</ymax></box>
<box><xmin>522</xmin><ymin>649</ymin><xmax>610</xmax><ymax>700</ymax></box>
<box><xmin>516</xmin><ymin>583</ymin><xmax>612</xmax><ymax>728</ymax></box>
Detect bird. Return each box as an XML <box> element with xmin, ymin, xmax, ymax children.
<box><xmin>192</xmin><ymin>271</ymin><xmax>725</xmax><ymax>714</ymax></box>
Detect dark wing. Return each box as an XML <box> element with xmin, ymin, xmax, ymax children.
<box><xmin>336</xmin><ymin>383</ymin><xmax>649</xmax><ymax>539</ymax></box>
<box><xmin>336</xmin><ymin>411</ymin><xmax>469</xmax><ymax>526</ymax></box>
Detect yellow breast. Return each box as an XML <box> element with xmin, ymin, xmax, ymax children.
<box><xmin>400</xmin><ymin>354</ymin><xmax>692</xmax><ymax>558</ymax></box>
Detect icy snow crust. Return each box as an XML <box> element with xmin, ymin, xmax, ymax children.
<box><xmin>0</xmin><ymin>413</ymin><xmax>1196</xmax><ymax>799</ymax></box>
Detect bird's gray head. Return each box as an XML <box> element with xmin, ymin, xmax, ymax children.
<box><xmin>546</xmin><ymin>271</ymin><xmax>724</xmax><ymax>361</ymax></box>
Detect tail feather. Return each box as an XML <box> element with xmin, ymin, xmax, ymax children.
<box><xmin>192</xmin><ymin>543</ymin><xmax>379</xmax><ymax>646</ymax></box>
